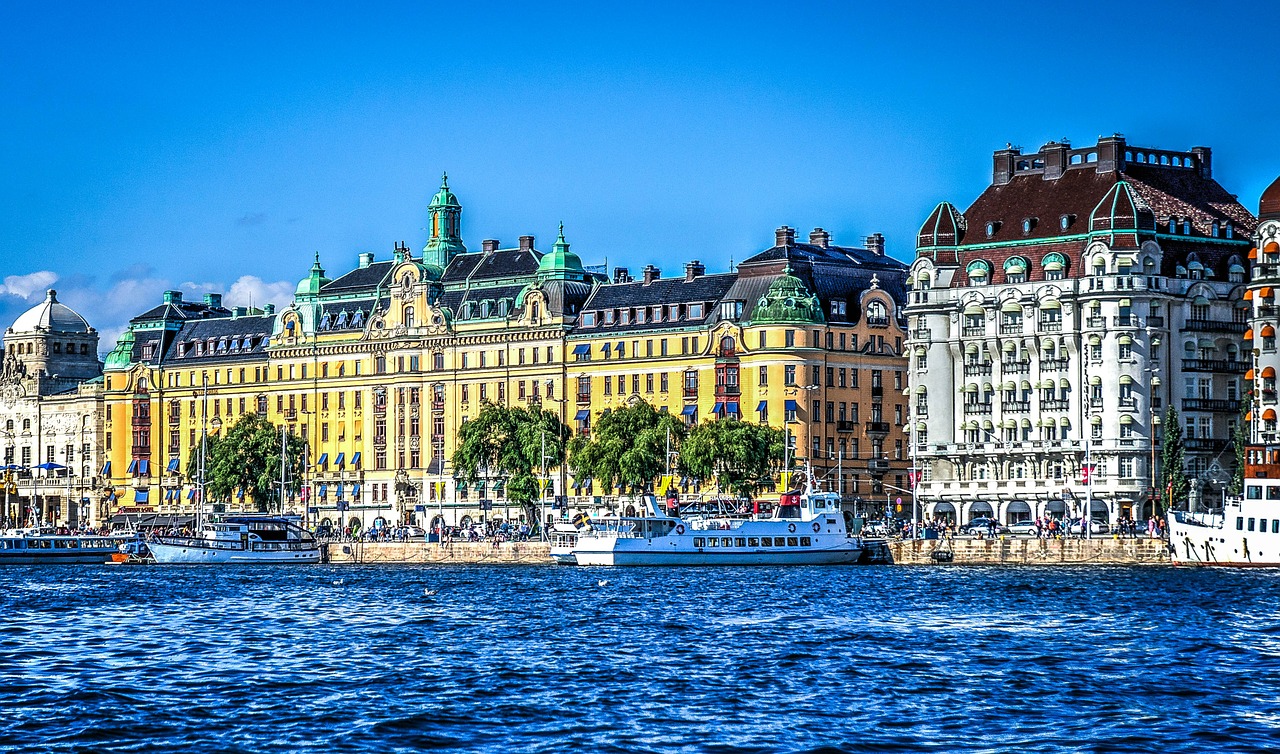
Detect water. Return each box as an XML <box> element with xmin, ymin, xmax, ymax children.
<box><xmin>2</xmin><ymin>565</ymin><xmax>1280</xmax><ymax>753</ymax></box>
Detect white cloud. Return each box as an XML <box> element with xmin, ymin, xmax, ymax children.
<box><xmin>0</xmin><ymin>270</ymin><xmax>58</xmax><ymax>300</ymax></box>
<box><xmin>224</xmin><ymin>276</ymin><xmax>295</xmax><ymax>310</ymax></box>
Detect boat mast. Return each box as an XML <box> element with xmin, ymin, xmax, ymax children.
<box><xmin>280</xmin><ymin>422</ymin><xmax>287</xmax><ymax>515</ymax></box>
<box><xmin>198</xmin><ymin>372</ymin><xmax>207</xmax><ymax>529</ymax></box>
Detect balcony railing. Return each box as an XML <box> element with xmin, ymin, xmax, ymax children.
<box><xmin>1182</xmin><ymin>359</ymin><xmax>1250</xmax><ymax>373</ymax></box>
<box><xmin>1146</xmin><ymin>316</ymin><xmax>1165</xmax><ymax>328</ymax></box>
<box><xmin>866</xmin><ymin>316</ymin><xmax>889</xmax><ymax>328</ymax></box>
<box><xmin>1112</xmin><ymin>316</ymin><xmax>1137</xmax><ymax>327</ymax></box>
<box><xmin>964</xmin><ymin>364</ymin><xmax>992</xmax><ymax>376</ymax></box>
<box><xmin>836</xmin><ymin>421</ymin><xmax>857</xmax><ymax>432</ymax></box>
<box><xmin>1002</xmin><ymin>362</ymin><xmax>1031</xmax><ymax>374</ymax></box>
<box><xmin>1118</xmin><ymin>397</ymin><xmax>1138</xmax><ymax>409</ymax></box>
<box><xmin>577</xmin><ymin>393</ymin><xmax>592</xmax><ymax>404</ymax></box>
<box><xmin>866</xmin><ymin>421</ymin><xmax>891</xmax><ymax>434</ymax></box>
<box><xmin>963</xmin><ymin>404</ymin><xmax>992</xmax><ymax>415</ymax></box>
<box><xmin>999</xmin><ymin>323</ymin><xmax>1023</xmax><ymax>335</ymax></box>
<box><xmin>1042</xmin><ymin>400</ymin><xmax>1070</xmax><ymax>411</ymax></box>
<box><xmin>962</xmin><ymin>326</ymin><xmax>985</xmax><ymax>337</ymax></box>
<box><xmin>1185</xmin><ymin>319</ymin><xmax>1248</xmax><ymax>334</ymax></box>
<box><xmin>1003</xmin><ymin>401</ymin><xmax>1031</xmax><ymax>413</ymax></box>
<box><xmin>1038</xmin><ymin>320</ymin><xmax>1062</xmax><ymax>332</ymax></box>
<box><xmin>1185</xmin><ymin>439</ymin><xmax>1224</xmax><ymax>452</ymax></box>
<box><xmin>1041</xmin><ymin>359</ymin><xmax>1070</xmax><ymax>372</ymax></box>
<box><xmin>1182</xmin><ymin>398</ymin><xmax>1241</xmax><ymax>412</ymax></box>
<box><xmin>1087</xmin><ymin>316</ymin><xmax>1106</xmax><ymax>328</ymax></box>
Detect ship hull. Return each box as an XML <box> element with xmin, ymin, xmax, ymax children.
<box><xmin>148</xmin><ymin>540</ymin><xmax>321</xmax><ymax>564</ymax></box>
<box><xmin>1168</xmin><ymin>510</ymin><xmax>1280</xmax><ymax>567</ymax></box>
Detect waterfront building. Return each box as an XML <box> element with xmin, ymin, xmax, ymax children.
<box><xmin>1246</xmin><ymin>177</ymin><xmax>1280</xmax><ymax>455</ymax></box>
<box><xmin>908</xmin><ymin>135</ymin><xmax>1256</xmax><ymax>526</ymax></box>
<box><xmin>102</xmin><ymin>177</ymin><xmax>911</xmax><ymax>530</ymax></box>
<box><xmin>0</xmin><ymin>290</ymin><xmax>104</xmax><ymax>526</ymax></box>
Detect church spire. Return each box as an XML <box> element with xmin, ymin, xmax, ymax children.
<box><xmin>423</xmin><ymin>172</ymin><xmax>466</xmax><ymax>268</ymax></box>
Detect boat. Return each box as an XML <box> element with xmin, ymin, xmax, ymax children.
<box><xmin>549</xmin><ymin>519</ymin><xmax>582</xmax><ymax>565</ymax></box>
<box><xmin>108</xmin><ymin>539</ymin><xmax>154</xmax><ymax>565</ymax></box>
<box><xmin>147</xmin><ymin>515</ymin><xmax>322</xmax><ymax>564</ymax></box>
<box><xmin>565</xmin><ymin>477</ymin><xmax>865</xmax><ymax>566</ymax></box>
<box><xmin>1168</xmin><ymin>443</ymin><xmax>1280</xmax><ymax>566</ymax></box>
<box><xmin>0</xmin><ymin>526</ymin><xmax>141</xmax><ymax>565</ymax></box>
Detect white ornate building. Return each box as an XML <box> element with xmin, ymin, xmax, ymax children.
<box><xmin>1</xmin><ymin>290</ymin><xmax>105</xmax><ymax>527</ymax></box>
<box><xmin>907</xmin><ymin>136</ymin><xmax>1256</xmax><ymax>525</ymax></box>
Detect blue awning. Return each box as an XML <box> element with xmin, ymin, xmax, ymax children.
<box><xmin>126</xmin><ymin>460</ymin><xmax>138</xmax><ymax>475</ymax></box>
<box><xmin>187</xmin><ymin>489</ymin><xmax>196</xmax><ymax>500</ymax></box>
<box><xmin>575</xmin><ymin>409</ymin><xmax>590</xmax><ymax>421</ymax></box>
<box><xmin>616</xmin><ymin>341</ymin><xmax>625</xmax><ymax>355</ymax></box>
<box><xmin>134</xmin><ymin>489</ymin><xmax>149</xmax><ymax>503</ymax></box>
<box><xmin>316</xmin><ymin>453</ymin><xmax>329</xmax><ymax>466</ymax></box>
<box><xmin>727</xmin><ymin>401</ymin><xmax>739</xmax><ymax>415</ymax></box>
<box><xmin>107</xmin><ymin>491</ymin><xmax>117</xmax><ymax>502</ymax></box>
<box><xmin>336</xmin><ymin>484</ymin><xmax>345</xmax><ymax>498</ymax></box>
<box><xmin>351</xmin><ymin>484</ymin><xmax>361</xmax><ymax>497</ymax></box>
<box><xmin>138</xmin><ymin>459</ymin><xmax>150</xmax><ymax>475</ymax></box>
<box><xmin>335</xmin><ymin>452</ymin><xmax>345</xmax><ymax>468</ymax></box>
<box><xmin>756</xmin><ymin>400</ymin><xmax>767</xmax><ymax>413</ymax></box>
<box><xmin>319</xmin><ymin>484</ymin><xmax>328</xmax><ymax>498</ymax></box>
<box><xmin>712</xmin><ymin>402</ymin><xmax>725</xmax><ymax>415</ymax></box>
<box><xmin>784</xmin><ymin>400</ymin><xmax>799</xmax><ymax>411</ymax></box>
<box><xmin>166</xmin><ymin>458</ymin><xmax>180</xmax><ymax>473</ymax></box>
<box><xmin>100</xmin><ymin>461</ymin><xmax>111</xmax><ymax>477</ymax></box>
<box><xmin>572</xmin><ymin>344</ymin><xmax>590</xmax><ymax>355</ymax></box>
<box><xmin>681</xmin><ymin>405</ymin><xmax>697</xmax><ymax>416</ymax></box>
<box><xmin>350</xmin><ymin>452</ymin><xmax>361</xmax><ymax>468</ymax></box>
<box><xmin>601</xmin><ymin>342</ymin><xmax>612</xmax><ymax>352</ymax></box>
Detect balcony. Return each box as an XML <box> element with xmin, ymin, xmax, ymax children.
<box><xmin>683</xmin><ymin>387</ymin><xmax>698</xmax><ymax>399</ymax></box>
<box><xmin>1182</xmin><ymin>359</ymin><xmax>1250</xmax><ymax>373</ymax></box>
<box><xmin>1182</xmin><ymin>398</ymin><xmax>1241</xmax><ymax>412</ymax></box>
<box><xmin>1146</xmin><ymin>316</ymin><xmax>1165</xmax><ymax>328</ymax></box>
<box><xmin>1112</xmin><ymin>316</ymin><xmax>1137</xmax><ymax>327</ymax></box>
<box><xmin>866</xmin><ymin>421</ymin><xmax>891</xmax><ymax>435</ymax></box>
<box><xmin>283</xmin><ymin>409</ymin><xmax>297</xmax><ymax>421</ymax></box>
<box><xmin>1038</xmin><ymin>320</ymin><xmax>1062</xmax><ymax>332</ymax></box>
<box><xmin>912</xmin><ymin>328</ymin><xmax>930</xmax><ymax>340</ymax></box>
<box><xmin>1002</xmin><ymin>361</ymin><xmax>1031</xmax><ymax>374</ymax></box>
<box><xmin>1003</xmin><ymin>401</ymin><xmax>1031</xmax><ymax>413</ymax></box>
<box><xmin>1185</xmin><ymin>439</ymin><xmax>1223</xmax><ymax>452</ymax></box>
<box><xmin>964</xmin><ymin>364</ymin><xmax>992</xmax><ymax>376</ymax></box>
<box><xmin>577</xmin><ymin>393</ymin><xmax>592</xmax><ymax>404</ymax></box>
<box><xmin>1087</xmin><ymin>316</ymin><xmax>1106</xmax><ymax>328</ymax></box>
<box><xmin>1185</xmin><ymin>319</ymin><xmax>1248</xmax><ymax>334</ymax></box>
<box><xmin>715</xmin><ymin>385</ymin><xmax>741</xmax><ymax>396</ymax></box>
<box><xmin>1118</xmin><ymin>398</ymin><xmax>1138</xmax><ymax>409</ymax></box>
<box><xmin>1041</xmin><ymin>359</ymin><xmax>1070</xmax><ymax>372</ymax></box>
<box><xmin>962</xmin><ymin>326</ymin><xmax>985</xmax><ymax>337</ymax></box>
<box><xmin>1042</xmin><ymin>399</ymin><xmax>1070</xmax><ymax>411</ymax></box>
<box><xmin>866</xmin><ymin>316</ymin><xmax>889</xmax><ymax>328</ymax></box>
<box><xmin>999</xmin><ymin>323</ymin><xmax>1023</xmax><ymax>335</ymax></box>
<box><xmin>871</xmin><ymin>386</ymin><xmax>883</xmax><ymax>398</ymax></box>
<box><xmin>963</xmin><ymin>403</ymin><xmax>992</xmax><ymax>415</ymax></box>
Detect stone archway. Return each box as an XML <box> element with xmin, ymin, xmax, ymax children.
<box><xmin>931</xmin><ymin>501</ymin><xmax>956</xmax><ymax>523</ymax></box>
<box><xmin>1005</xmin><ymin>501</ymin><xmax>1032</xmax><ymax>524</ymax></box>
<box><xmin>968</xmin><ymin>501</ymin><xmax>995</xmax><ymax>523</ymax></box>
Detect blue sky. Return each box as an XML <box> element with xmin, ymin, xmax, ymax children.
<box><xmin>2</xmin><ymin>1</ymin><xmax>1278</xmax><ymax>349</ymax></box>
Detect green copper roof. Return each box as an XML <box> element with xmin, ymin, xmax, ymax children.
<box><xmin>423</xmin><ymin>172</ymin><xmax>466</xmax><ymax>267</ymax></box>
<box><xmin>104</xmin><ymin>328</ymin><xmax>136</xmax><ymax>371</ymax></box>
<box><xmin>751</xmin><ymin>269</ymin><xmax>825</xmax><ymax>325</ymax></box>
<box><xmin>429</xmin><ymin>172</ymin><xmax>460</xmax><ymax>208</ymax></box>
<box><xmin>537</xmin><ymin>222</ymin><xmax>585</xmax><ymax>276</ymax></box>
<box><xmin>296</xmin><ymin>252</ymin><xmax>331</xmax><ymax>296</ymax></box>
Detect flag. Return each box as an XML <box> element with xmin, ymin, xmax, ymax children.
<box><xmin>908</xmin><ymin>470</ymin><xmax>920</xmax><ymax>489</ymax></box>
<box><xmin>1081</xmin><ymin>464</ymin><xmax>1096</xmax><ymax>484</ymax></box>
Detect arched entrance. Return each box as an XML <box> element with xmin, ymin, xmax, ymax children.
<box><xmin>459</xmin><ymin>515</ymin><xmax>473</xmax><ymax>528</ymax></box>
<box><xmin>1044</xmin><ymin>500</ymin><xmax>1067</xmax><ymax>520</ymax></box>
<box><xmin>968</xmin><ymin>501</ymin><xmax>994</xmax><ymax>523</ymax></box>
<box><xmin>932</xmin><ymin>502</ymin><xmax>956</xmax><ymax>523</ymax></box>
<box><xmin>1089</xmin><ymin>500</ymin><xmax>1110</xmax><ymax>523</ymax></box>
<box><xmin>1005</xmin><ymin>501</ymin><xmax>1032</xmax><ymax>524</ymax></box>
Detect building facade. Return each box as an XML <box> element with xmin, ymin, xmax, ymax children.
<box><xmin>908</xmin><ymin>136</ymin><xmax>1256</xmax><ymax>526</ymax></box>
<box><xmin>1</xmin><ymin>290</ymin><xmax>104</xmax><ymax>527</ymax></box>
<box><xmin>102</xmin><ymin>178</ymin><xmax>912</xmax><ymax>530</ymax></box>
<box><xmin>1246</xmin><ymin>178</ymin><xmax>1280</xmax><ymax>454</ymax></box>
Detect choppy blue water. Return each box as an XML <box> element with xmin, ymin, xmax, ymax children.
<box><xmin>2</xmin><ymin>565</ymin><xmax>1280</xmax><ymax>753</ymax></box>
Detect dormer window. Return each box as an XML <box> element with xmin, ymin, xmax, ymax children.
<box><xmin>1182</xmin><ymin>219</ymin><xmax>1191</xmax><ymax>235</ymax></box>
<box><xmin>582</xmin><ymin>311</ymin><xmax>598</xmax><ymax>327</ymax></box>
<box><xmin>634</xmin><ymin>308</ymin><xmax>646</xmax><ymax>325</ymax></box>
<box><xmin>1060</xmin><ymin>214</ymin><xmax>1072</xmax><ymax>231</ymax></box>
<box><xmin>985</xmin><ymin>222</ymin><xmax>996</xmax><ymax>238</ymax></box>
<box><xmin>619</xmin><ymin>309</ymin><xmax>630</xmax><ymax>325</ymax></box>
<box><xmin>603</xmin><ymin>310</ymin><xmax>616</xmax><ymax>325</ymax></box>
<box><xmin>1022</xmin><ymin>218</ymin><xmax>1036</xmax><ymax>234</ymax></box>
<box><xmin>1211</xmin><ymin>221</ymin><xmax>1220</xmax><ymax>238</ymax></box>
<box><xmin>1169</xmin><ymin>218</ymin><xmax>1178</xmax><ymax>234</ymax></box>
<box><xmin>830</xmin><ymin>300</ymin><xmax>847</xmax><ymax>318</ymax></box>
<box><xmin>1225</xmin><ymin>222</ymin><xmax>1233</xmax><ymax>239</ymax></box>
<box><xmin>651</xmin><ymin>306</ymin><xmax>663</xmax><ymax>322</ymax></box>
<box><xmin>689</xmin><ymin>303</ymin><xmax>704</xmax><ymax>319</ymax></box>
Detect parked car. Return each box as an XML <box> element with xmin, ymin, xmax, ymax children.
<box><xmin>961</xmin><ymin>517</ymin><xmax>1008</xmax><ymax>536</ymax></box>
<box><xmin>1067</xmin><ymin>518</ymin><xmax>1109</xmax><ymax>536</ymax></box>
<box><xmin>1006</xmin><ymin>520</ymin><xmax>1040</xmax><ymax>537</ymax></box>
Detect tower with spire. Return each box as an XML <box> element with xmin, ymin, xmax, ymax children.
<box><xmin>422</xmin><ymin>172</ymin><xmax>466</xmax><ymax>269</ymax></box>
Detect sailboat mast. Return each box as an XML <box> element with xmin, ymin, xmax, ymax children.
<box><xmin>280</xmin><ymin>423</ymin><xmax>287</xmax><ymax>515</ymax></box>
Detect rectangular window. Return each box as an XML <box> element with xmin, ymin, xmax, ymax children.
<box><xmin>784</xmin><ymin>365</ymin><xmax>796</xmax><ymax>386</ymax></box>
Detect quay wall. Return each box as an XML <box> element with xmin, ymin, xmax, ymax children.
<box><xmin>324</xmin><ymin>540</ymin><xmax>553</xmax><ymax>565</ymax></box>
<box><xmin>888</xmin><ymin>536</ymin><xmax>1172</xmax><ymax>566</ymax></box>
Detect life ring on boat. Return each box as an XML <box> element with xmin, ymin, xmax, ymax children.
<box><xmin>812</xmin><ymin>522</ymin><xmax>821</xmax><ymax>533</ymax></box>
<box><xmin>675</xmin><ymin>524</ymin><xmax>686</xmax><ymax>535</ymax></box>
<box><xmin>788</xmin><ymin>523</ymin><xmax>796</xmax><ymax>533</ymax></box>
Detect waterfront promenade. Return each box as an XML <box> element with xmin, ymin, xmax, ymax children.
<box><xmin>322</xmin><ymin>537</ymin><xmax>1171</xmax><ymax>565</ymax></box>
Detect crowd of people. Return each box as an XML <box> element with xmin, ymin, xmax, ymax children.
<box><xmin>892</xmin><ymin>515</ymin><xmax>1169</xmax><ymax>540</ymax></box>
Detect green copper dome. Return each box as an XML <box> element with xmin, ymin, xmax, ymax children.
<box><xmin>752</xmin><ymin>269</ymin><xmax>825</xmax><ymax>325</ymax></box>
<box><xmin>429</xmin><ymin>172</ymin><xmax>460</xmax><ymax>208</ymax></box>
<box><xmin>296</xmin><ymin>252</ymin><xmax>331</xmax><ymax>297</ymax></box>
<box><xmin>537</xmin><ymin>222</ymin><xmax>585</xmax><ymax>276</ymax></box>
<box><xmin>104</xmin><ymin>328</ymin><xmax>137</xmax><ymax>371</ymax></box>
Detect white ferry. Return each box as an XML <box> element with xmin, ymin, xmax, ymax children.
<box><xmin>1168</xmin><ymin>443</ymin><xmax>1280</xmax><ymax>566</ymax></box>
<box><xmin>0</xmin><ymin>526</ymin><xmax>140</xmax><ymax>565</ymax></box>
<box><xmin>148</xmin><ymin>516</ymin><xmax>321</xmax><ymax>564</ymax></box>
<box><xmin>559</xmin><ymin>483</ymin><xmax>864</xmax><ymax>566</ymax></box>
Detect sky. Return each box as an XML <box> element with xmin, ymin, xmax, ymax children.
<box><xmin>3</xmin><ymin>0</ymin><xmax>1278</xmax><ymax>352</ymax></box>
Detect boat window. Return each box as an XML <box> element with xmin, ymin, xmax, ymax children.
<box><xmin>735</xmin><ymin>537</ymin><xmax>746</xmax><ymax>547</ymax></box>
<box><xmin>1249</xmin><ymin>518</ymin><xmax>1256</xmax><ymax>531</ymax></box>
<box><xmin>693</xmin><ymin>537</ymin><xmax>705</xmax><ymax>548</ymax></box>
<box><xmin>1274</xmin><ymin>521</ymin><xmax>1280</xmax><ymax>534</ymax></box>
<box><xmin>800</xmin><ymin>537</ymin><xmax>811</xmax><ymax>546</ymax></box>
<box><xmin>708</xmin><ymin>537</ymin><xmax>719</xmax><ymax>547</ymax></box>
<box><xmin>774</xmin><ymin>538</ymin><xmax>785</xmax><ymax>548</ymax></box>
<box><xmin>1238</xmin><ymin>517</ymin><xmax>1245</xmax><ymax>530</ymax></box>
<box><xmin>1263</xmin><ymin>519</ymin><xmax>1270</xmax><ymax>533</ymax></box>
<box><xmin>67</xmin><ymin>539</ymin><xmax>79</xmax><ymax>549</ymax></box>
<box><xmin>1248</xmin><ymin>485</ymin><xmax>1263</xmax><ymax>499</ymax></box>
<box><xmin>787</xmin><ymin>537</ymin><xmax>798</xmax><ymax>547</ymax></box>
<box><xmin>761</xmin><ymin>537</ymin><xmax>771</xmax><ymax>546</ymax></box>
<box><xmin>747</xmin><ymin>537</ymin><xmax>759</xmax><ymax>547</ymax></box>
<box><xmin>1270</xmin><ymin>487</ymin><xmax>1280</xmax><ymax>500</ymax></box>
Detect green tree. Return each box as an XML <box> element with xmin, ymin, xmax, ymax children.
<box><xmin>1229</xmin><ymin>390</ymin><xmax>1251</xmax><ymax>497</ymax></box>
<box><xmin>452</xmin><ymin>400</ymin><xmax>568</xmax><ymax>528</ymax></box>
<box><xmin>186</xmin><ymin>414</ymin><xmax>306</xmax><ymax>511</ymax></box>
<box><xmin>678</xmin><ymin>419</ymin><xmax>785</xmax><ymax>499</ymax></box>
<box><xmin>568</xmin><ymin>400</ymin><xmax>686</xmax><ymax>493</ymax></box>
<box><xmin>1159</xmin><ymin>405</ymin><xmax>1188</xmax><ymax>513</ymax></box>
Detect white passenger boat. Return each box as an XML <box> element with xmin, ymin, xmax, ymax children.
<box><xmin>147</xmin><ymin>516</ymin><xmax>321</xmax><ymax>564</ymax></box>
<box><xmin>1168</xmin><ymin>445</ymin><xmax>1280</xmax><ymax>567</ymax></box>
<box><xmin>0</xmin><ymin>526</ymin><xmax>140</xmax><ymax>565</ymax></box>
<box><xmin>566</xmin><ymin>482</ymin><xmax>864</xmax><ymax>566</ymax></box>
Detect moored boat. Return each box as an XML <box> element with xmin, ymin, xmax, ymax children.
<box><xmin>0</xmin><ymin>526</ymin><xmax>140</xmax><ymax>565</ymax></box>
<box><xmin>147</xmin><ymin>516</ymin><xmax>321</xmax><ymax>564</ymax></box>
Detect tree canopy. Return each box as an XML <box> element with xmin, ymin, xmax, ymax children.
<box><xmin>452</xmin><ymin>400</ymin><xmax>569</xmax><ymax>524</ymax></box>
<box><xmin>186</xmin><ymin>414</ymin><xmax>306</xmax><ymax>511</ymax></box>
<box><xmin>568</xmin><ymin>400</ymin><xmax>686</xmax><ymax>493</ymax></box>
<box><xmin>678</xmin><ymin>419</ymin><xmax>785</xmax><ymax>499</ymax></box>
<box><xmin>1159</xmin><ymin>405</ymin><xmax>1188</xmax><ymax>514</ymax></box>
<box><xmin>1229</xmin><ymin>392</ymin><xmax>1250</xmax><ymax>497</ymax></box>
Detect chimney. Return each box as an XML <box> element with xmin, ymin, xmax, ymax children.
<box><xmin>162</xmin><ymin>290</ymin><xmax>183</xmax><ymax>304</ymax></box>
<box><xmin>519</xmin><ymin>235</ymin><xmax>535</xmax><ymax>251</ymax></box>
<box><xmin>809</xmin><ymin>228</ymin><xmax>830</xmax><ymax>247</ymax></box>
<box><xmin>264</xmin><ymin>303</ymin><xmax>276</xmax><ymax>315</ymax></box>
<box><xmin>775</xmin><ymin>226</ymin><xmax>796</xmax><ymax>247</ymax></box>
<box><xmin>482</xmin><ymin>239</ymin><xmax>500</xmax><ymax>253</ymax></box>
<box><xmin>864</xmin><ymin>233</ymin><xmax>885</xmax><ymax>256</ymax></box>
<box><xmin>642</xmin><ymin>265</ymin><xmax>660</xmax><ymax>285</ymax></box>
<box><xmin>1042</xmin><ymin>141</ymin><xmax>1069</xmax><ymax>180</ymax></box>
<box><xmin>1191</xmin><ymin>146</ymin><xmax>1212</xmax><ymax>178</ymax></box>
<box><xmin>358</xmin><ymin>252</ymin><xmax>375</xmax><ymax>269</ymax></box>
<box><xmin>612</xmin><ymin>267</ymin><xmax>631</xmax><ymax>284</ymax></box>
<box><xmin>232</xmin><ymin>306</ymin><xmax>247</xmax><ymax>318</ymax></box>
<box><xmin>684</xmin><ymin>260</ymin><xmax>705</xmax><ymax>281</ymax></box>
<box><xmin>203</xmin><ymin>293</ymin><xmax>223</xmax><ymax>308</ymax></box>
<box><xmin>1096</xmin><ymin>133</ymin><xmax>1127</xmax><ymax>174</ymax></box>
<box><xmin>993</xmin><ymin>145</ymin><xmax>1020</xmax><ymax>185</ymax></box>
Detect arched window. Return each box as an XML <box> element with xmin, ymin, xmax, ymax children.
<box><xmin>403</xmin><ymin>306</ymin><xmax>415</xmax><ymax>327</ymax></box>
<box><xmin>918</xmin><ymin>273</ymin><xmax>932</xmax><ymax>290</ymax></box>
<box><xmin>433</xmin><ymin>352</ymin><xmax>444</xmax><ymax>370</ymax></box>
<box><xmin>966</xmin><ymin>260</ymin><xmax>991</xmax><ymax>286</ymax></box>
